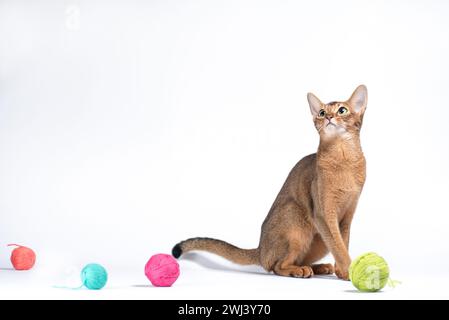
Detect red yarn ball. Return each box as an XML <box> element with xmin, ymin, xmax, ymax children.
<box><xmin>8</xmin><ymin>244</ymin><xmax>36</xmax><ymax>270</ymax></box>
<box><xmin>144</xmin><ymin>253</ymin><xmax>180</xmax><ymax>287</ymax></box>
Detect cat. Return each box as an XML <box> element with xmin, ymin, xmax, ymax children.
<box><xmin>172</xmin><ymin>85</ymin><xmax>368</xmax><ymax>280</ymax></box>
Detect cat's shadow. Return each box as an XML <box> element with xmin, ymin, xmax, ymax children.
<box><xmin>181</xmin><ymin>252</ymin><xmax>268</xmax><ymax>276</ymax></box>
<box><xmin>180</xmin><ymin>252</ymin><xmax>339</xmax><ymax>280</ymax></box>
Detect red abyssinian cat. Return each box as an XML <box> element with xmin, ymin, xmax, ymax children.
<box><xmin>173</xmin><ymin>85</ymin><xmax>368</xmax><ymax>280</ymax></box>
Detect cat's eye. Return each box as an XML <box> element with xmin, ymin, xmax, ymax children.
<box><xmin>318</xmin><ymin>109</ymin><xmax>326</xmax><ymax>118</ymax></box>
<box><xmin>338</xmin><ymin>106</ymin><xmax>349</xmax><ymax>115</ymax></box>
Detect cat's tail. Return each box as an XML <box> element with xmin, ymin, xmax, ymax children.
<box><xmin>172</xmin><ymin>237</ymin><xmax>260</xmax><ymax>265</ymax></box>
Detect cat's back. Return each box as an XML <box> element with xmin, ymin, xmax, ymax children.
<box><xmin>264</xmin><ymin>153</ymin><xmax>317</xmax><ymax>222</ymax></box>
<box><xmin>275</xmin><ymin>153</ymin><xmax>317</xmax><ymax>202</ymax></box>
<box><xmin>289</xmin><ymin>153</ymin><xmax>317</xmax><ymax>188</ymax></box>
<box><xmin>292</xmin><ymin>153</ymin><xmax>316</xmax><ymax>171</ymax></box>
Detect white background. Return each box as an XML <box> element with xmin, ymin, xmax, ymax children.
<box><xmin>1</xmin><ymin>0</ymin><xmax>449</xmax><ymax>299</ymax></box>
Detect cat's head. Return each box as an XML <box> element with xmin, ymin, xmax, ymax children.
<box><xmin>307</xmin><ymin>85</ymin><xmax>367</xmax><ymax>140</ymax></box>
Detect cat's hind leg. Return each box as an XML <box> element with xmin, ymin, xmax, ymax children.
<box><xmin>274</xmin><ymin>255</ymin><xmax>314</xmax><ymax>278</ymax></box>
<box><xmin>310</xmin><ymin>263</ymin><xmax>334</xmax><ymax>275</ymax></box>
<box><xmin>301</xmin><ymin>235</ymin><xmax>334</xmax><ymax>275</ymax></box>
<box><xmin>260</xmin><ymin>201</ymin><xmax>315</xmax><ymax>278</ymax></box>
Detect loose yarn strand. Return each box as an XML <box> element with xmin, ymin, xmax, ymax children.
<box><xmin>52</xmin><ymin>284</ymin><xmax>85</xmax><ymax>290</ymax></box>
<box><xmin>387</xmin><ymin>278</ymin><xmax>402</xmax><ymax>288</ymax></box>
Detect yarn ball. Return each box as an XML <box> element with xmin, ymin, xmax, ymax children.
<box><xmin>81</xmin><ymin>263</ymin><xmax>108</xmax><ymax>290</ymax></box>
<box><xmin>145</xmin><ymin>253</ymin><xmax>180</xmax><ymax>287</ymax></box>
<box><xmin>349</xmin><ymin>252</ymin><xmax>390</xmax><ymax>292</ymax></box>
<box><xmin>8</xmin><ymin>244</ymin><xmax>36</xmax><ymax>270</ymax></box>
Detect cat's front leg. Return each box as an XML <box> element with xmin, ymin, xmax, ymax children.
<box><xmin>333</xmin><ymin>203</ymin><xmax>359</xmax><ymax>278</ymax></box>
<box><xmin>315</xmin><ymin>213</ymin><xmax>351</xmax><ymax>280</ymax></box>
<box><xmin>340</xmin><ymin>198</ymin><xmax>359</xmax><ymax>249</ymax></box>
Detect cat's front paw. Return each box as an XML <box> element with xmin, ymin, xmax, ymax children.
<box><xmin>335</xmin><ymin>264</ymin><xmax>350</xmax><ymax>281</ymax></box>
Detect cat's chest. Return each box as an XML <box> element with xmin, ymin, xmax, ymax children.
<box><xmin>334</xmin><ymin>168</ymin><xmax>365</xmax><ymax>191</ymax></box>
<box><xmin>318</xmin><ymin>163</ymin><xmax>366</xmax><ymax>193</ymax></box>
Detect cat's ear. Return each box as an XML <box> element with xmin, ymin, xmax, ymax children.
<box><xmin>307</xmin><ymin>92</ymin><xmax>323</xmax><ymax>117</ymax></box>
<box><xmin>348</xmin><ymin>85</ymin><xmax>368</xmax><ymax>113</ymax></box>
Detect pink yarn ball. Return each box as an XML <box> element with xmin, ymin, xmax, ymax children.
<box><xmin>144</xmin><ymin>253</ymin><xmax>180</xmax><ymax>287</ymax></box>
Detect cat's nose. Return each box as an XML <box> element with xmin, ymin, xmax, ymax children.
<box><xmin>326</xmin><ymin>115</ymin><xmax>334</xmax><ymax>120</ymax></box>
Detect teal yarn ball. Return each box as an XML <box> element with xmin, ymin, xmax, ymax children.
<box><xmin>81</xmin><ymin>263</ymin><xmax>108</xmax><ymax>290</ymax></box>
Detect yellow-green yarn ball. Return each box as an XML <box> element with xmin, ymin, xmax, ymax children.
<box><xmin>349</xmin><ymin>252</ymin><xmax>389</xmax><ymax>292</ymax></box>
